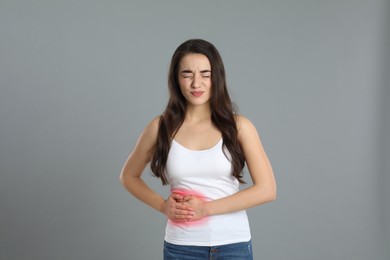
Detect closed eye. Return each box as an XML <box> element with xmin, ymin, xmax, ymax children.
<box><xmin>200</xmin><ymin>70</ymin><xmax>211</xmax><ymax>78</ymax></box>
<box><xmin>182</xmin><ymin>73</ymin><xmax>193</xmax><ymax>78</ymax></box>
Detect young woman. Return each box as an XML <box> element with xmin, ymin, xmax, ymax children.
<box><xmin>120</xmin><ymin>39</ymin><xmax>276</xmax><ymax>259</ymax></box>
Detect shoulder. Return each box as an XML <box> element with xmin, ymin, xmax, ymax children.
<box><xmin>131</xmin><ymin>116</ymin><xmax>162</xmax><ymax>161</ymax></box>
<box><xmin>135</xmin><ymin>115</ymin><xmax>161</xmax><ymax>151</ymax></box>
<box><xmin>141</xmin><ymin>116</ymin><xmax>161</xmax><ymax>142</ymax></box>
<box><xmin>235</xmin><ymin>114</ymin><xmax>256</xmax><ymax>133</ymax></box>
<box><xmin>145</xmin><ymin>116</ymin><xmax>161</xmax><ymax>134</ymax></box>
<box><xmin>235</xmin><ymin>114</ymin><xmax>260</xmax><ymax>143</ymax></box>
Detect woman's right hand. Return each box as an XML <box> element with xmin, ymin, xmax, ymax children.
<box><xmin>161</xmin><ymin>194</ymin><xmax>194</xmax><ymax>222</ymax></box>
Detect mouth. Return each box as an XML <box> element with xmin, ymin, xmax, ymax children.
<box><xmin>191</xmin><ymin>91</ymin><xmax>204</xmax><ymax>97</ymax></box>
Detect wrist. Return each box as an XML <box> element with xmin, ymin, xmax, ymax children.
<box><xmin>158</xmin><ymin>198</ymin><xmax>166</xmax><ymax>214</ymax></box>
<box><xmin>203</xmin><ymin>201</ymin><xmax>212</xmax><ymax>217</ymax></box>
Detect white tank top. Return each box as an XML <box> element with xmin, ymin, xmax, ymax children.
<box><xmin>164</xmin><ymin>138</ymin><xmax>251</xmax><ymax>246</ymax></box>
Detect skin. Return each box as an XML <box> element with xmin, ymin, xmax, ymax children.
<box><xmin>120</xmin><ymin>53</ymin><xmax>276</xmax><ymax>223</ymax></box>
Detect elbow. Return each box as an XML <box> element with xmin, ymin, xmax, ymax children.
<box><xmin>257</xmin><ymin>186</ymin><xmax>276</xmax><ymax>205</ymax></box>
<box><xmin>268</xmin><ymin>190</ymin><xmax>277</xmax><ymax>202</ymax></box>
<box><xmin>265</xmin><ymin>179</ymin><xmax>277</xmax><ymax>203</ymax></box>
<box><xmin>268</xmin><ymin>184</ymin><xmax>277</xmax><ymax>202</ymax></box>
<box><xmin>119</xmin><ymin>174</ymin><xmax>123</xmax><ymax>185</ymax></box>
<box><xmin>119</xmin><ymin>169</ymin><xmax>139</xmax><ymax>193</ymax></box>
<box><xmin>262</xmin><ymin>190</ymin><xmax>276</xmax><ymax>204</ymax></box>
<box><xmin>119</xmin><ymin>169</ymin><xmax>127</xmax><ymax>186</ymax></box>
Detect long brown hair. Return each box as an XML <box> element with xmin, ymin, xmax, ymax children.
<box><xmin>151</xmin><ymin>39</ymin><xmax>245</xmax><ymax>185</ymax></box>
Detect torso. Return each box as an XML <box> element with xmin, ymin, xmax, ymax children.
<box><xmin>165</xmin><ymin>127</ymin><xmax>251</xmax><ymax>246</ymax></box>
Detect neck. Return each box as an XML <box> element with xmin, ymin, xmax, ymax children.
<box><xmin>185</xmin><ymin>103</ymin><xmax>212</xmax><ymax>122</ymax></box>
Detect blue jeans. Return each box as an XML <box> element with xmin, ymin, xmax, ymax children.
<box><xmin>163</xmin><ymin>240</ymin><xmax>253</xmax><ymax>260</ymax></box>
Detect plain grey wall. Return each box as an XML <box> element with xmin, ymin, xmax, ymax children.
<box><xmin>1</xmin><ymin>1</ymin><xmax>389</xmax><ymax>259</ymax></box>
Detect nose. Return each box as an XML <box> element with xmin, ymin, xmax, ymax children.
<box><xmin>191</xmin><ymin>74</ymin><xmax>202</xmax><ymax>89</ymax></box>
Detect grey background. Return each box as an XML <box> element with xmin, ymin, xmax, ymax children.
<box><xmin>1</xmin><ymin>0</ymin><xmax>389</xmax><ymax>259</ymax></box>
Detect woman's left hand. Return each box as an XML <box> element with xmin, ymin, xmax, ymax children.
<box><xmin>179</xmin><ymin>195</ymin><xmax>208</xmax><ymax>221</ymax></box>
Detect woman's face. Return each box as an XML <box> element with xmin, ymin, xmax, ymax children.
<box><xmin>178</xmin><ymin>53</ymin><xmax>212</xmax><ymax>107</ymax></box>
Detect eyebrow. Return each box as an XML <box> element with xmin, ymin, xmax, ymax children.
<box><xmin>180</xmin><ymin>70</ymin><xmax>212</xmax><ymax>73</ymax></box>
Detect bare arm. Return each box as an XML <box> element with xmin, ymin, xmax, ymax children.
<box><xmin>119</xmin><ymin>117</ymin><xmax>194</xmax><ymax>221</ymax></box>
<box><xmin>183</xmin><ymin>115</ymin><xmax>276</xmax><ymax>219</ymax></box>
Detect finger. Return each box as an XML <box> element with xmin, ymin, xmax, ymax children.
<box><xmin>171</xmin><ymin>193</ymin><xmax>184</xmax><ymax>202</ymax></box>
<box><xmin>174</xmin><ymin>204</ymin><xmax>194</xmax><ymax>211</ymax></box>
<box><xmin>171</xmin><ymin>217</ymin><xmax>191</xmax><ymax>222</ymax></box>
<box><xmin>181</xmin><ymin>195</ymin><xmax>193</xmax><ymax>202</ymax></box>
<box><xmin>177</xmin><ymin>209</ymin><xmax>194</xmax><ymax>216</ymax></box>
<box><xmin>172</xmin><ymin>219</ymin><xmax>187</xmax><ymax>222</ymax></box>
<box><xmin>172</xmin><ymin>213</ymin><xmax>194</xmax><ymax>222</ymax></box>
